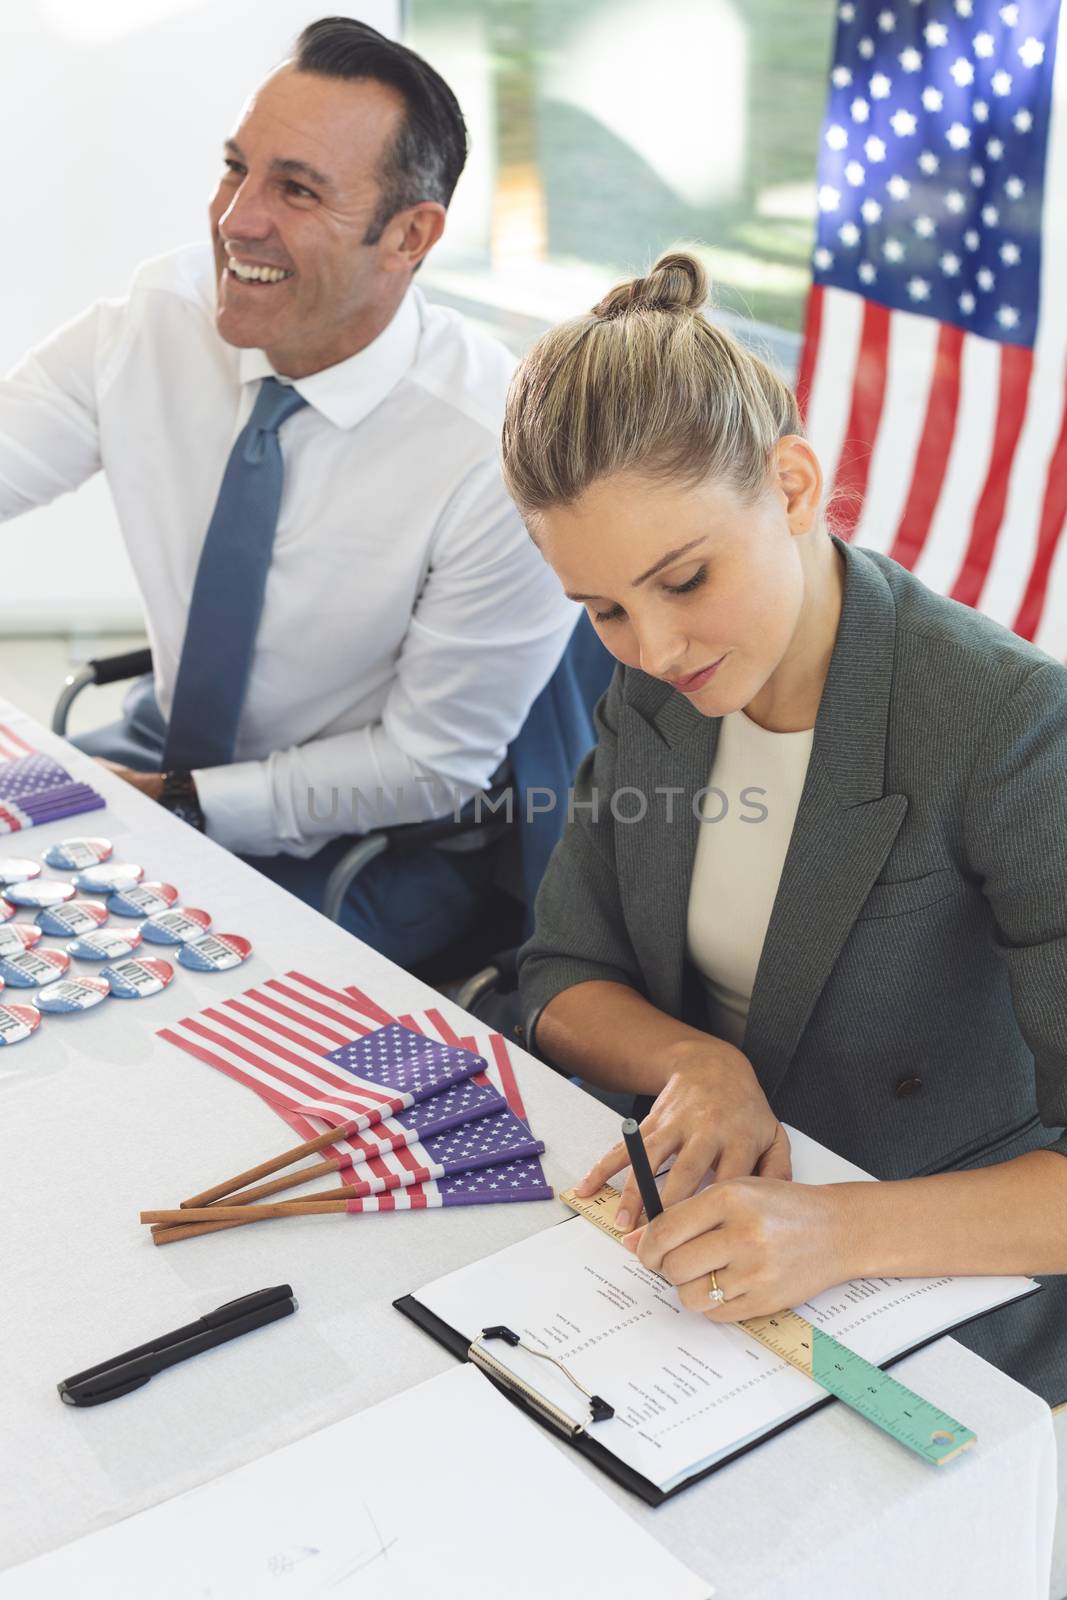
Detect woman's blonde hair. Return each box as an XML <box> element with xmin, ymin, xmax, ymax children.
<box><xmin>501</xmin><ymin>251</ymin><xmax>802</xmax><ymax>519</ymax></box>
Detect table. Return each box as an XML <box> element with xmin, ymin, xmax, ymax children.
<box><xmin>0</xmin><ymin>699</ymin><xmax>1057</xmax><ymax>1598</ymax></box>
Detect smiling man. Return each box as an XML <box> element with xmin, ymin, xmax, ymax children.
<box><xmin>0</xmin><ymin>18</ymin><xmax>576</xmax><ymax>965</ymax></box>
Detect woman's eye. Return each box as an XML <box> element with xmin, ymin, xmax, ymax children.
<box><xmin>664</xmin><ymin>565</ymin><xmax>708</xmax><ymax>597</ymax></box>
<box><xmin>593</xmin><ymin>603</ymin><xmax>625</xmax><ymax>624</ymax></box>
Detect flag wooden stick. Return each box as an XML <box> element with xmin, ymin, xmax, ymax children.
<box><xmin>201</xmin><ymin>1156</ymin><xmax>347</xmax><ymax>1209</ymax></box>
<box><xmin>180</xmin><ymin>1122</ymin><xmax>362</xmax><ymax>1208</ymax></box>
<box><xmin>149</xmin><ymin>1177</ymin><xmax>362</xmax><ymax>1238</ymax></box>
<box><xmin>152</xmin><ymin>1215</ymin><xmax>262</xmax><ymax>1246</ymax></box>
<box><xmin>143</xmin><ymin>1185</ymin><xmax>363</xmax><ymax>1226</ymax></box>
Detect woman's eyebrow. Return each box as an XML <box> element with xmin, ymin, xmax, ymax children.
<box><xmin>565</xmin><ymin>537</ymin><xmax>707</xmax><ymax>602</ymax></box>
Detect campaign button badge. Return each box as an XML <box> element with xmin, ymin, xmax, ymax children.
<box><xmin>0</xmin><ymin>897</ymin><xmax>14</xmax><ymax>923</ymax></box>
<box><xmin>177</xmin><ymin>933</ymin><xmax>252</xmax><ymax>973</ymax></box>
<box><xmin>43</xmin><ymin>838</ymin><xmax>114</xmax><ymax>871</ymax></box>
<box><xmin>73</xmin><ymin>862</ymin><xmax>144</xmax><ymax>893</ymax></box>
<box><xmin>107</xmin><ymin>881</ymin><xmax>179</xmax><ymax>919</ymax></box>
<box><xmin>100</xmin><ymin>957</ymin><xmax>174</xmax><ymax>999</ymax></box>
<box><xmin>67</xmin><ymin>927</ymin><xmax>143</xmax><ymax>962</ymax></box>
<box><xmin>3</xmin><ymin>879</ymin><xmax>76</xmax><ymax>909</ymax></box>
<box><xmin>37</xmin><ymin>975</ymin><xmax>110</xmax><ymax>1015</ymax></box>
<box><xmin>0</xmin><ymin>924</ymin><xmax>43</xmax><ymax>957</ymax></box>
<box><xmin>141</xmin><ymin>907</ymin><xmax>212</xmax><ymax>946</ymax></box>
<box><xmin>0</xmin><ymin>948</ymin><xmax>71</xmax><ymax>988</ymax></box>
<box><xmin>0</xmin><ymin>858</ymin><xmax>42</xmax><ymax>886</ymax></box>
<box><xmin>35</xmin><ymin>900</ymin><xmax>110</xmax><ymax>937</ymax></box>
<box><xmin>0</xmin><ymin>1002</ymin><xmax>41</xmax><ymax>1046</ymax></box>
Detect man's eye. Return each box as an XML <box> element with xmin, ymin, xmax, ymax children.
<box><xmin>223</xmin><ymin>159</ymin><xmax>244</xmax><ymax>176</ymax></box>
<box><xmin>285</xmin><ymin>181</ymin><xmax>317</xmax><ymax>200</ymax></box>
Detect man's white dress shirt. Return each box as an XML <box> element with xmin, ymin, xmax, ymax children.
<box><xmin>686</xmin><ymin>709</ymin><xmax>814</xmax><ymax>1047</ymax></box>
<box><xmin>0</xmin><ymin>245</ymin><xmax>576</xmax><ymax>856</ymax></box>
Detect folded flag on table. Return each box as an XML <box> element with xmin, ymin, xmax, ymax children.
<box><xmin>159</xmin><ymin>970</ymin><xmax>553</xmax><ymax>1208</ymax></box>
<box><xmin>0</xmin><ymin>725</ymin><xmax>105</xmax><ymax>833</ymax></box>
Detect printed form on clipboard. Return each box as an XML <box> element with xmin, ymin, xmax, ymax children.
<box><xmin>395</xmin><ymin>1126</ymin><xmax>1039</xmax><ymax>1503</ymax></box>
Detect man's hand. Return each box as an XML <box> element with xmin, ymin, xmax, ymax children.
<box><xmin>623</xmin><ymin>1178</ymin><xmax>851</xmax><ymax>1323</ymax></box>
<box><xmin>93</xmin><ymin>759</ymin><xmax>164</xmax><ymax>801</ymax></box>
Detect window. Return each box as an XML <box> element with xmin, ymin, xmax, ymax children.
<box><xmin>409</xmin><ymin>0</ymin><xmax>837</xmax><ymax>353</ymax></box>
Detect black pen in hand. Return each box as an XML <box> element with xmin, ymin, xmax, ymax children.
<box><xmin>621</xmin><ymin>1117</ymin><xmax>664</xmax><ymax>1227</ymax></box>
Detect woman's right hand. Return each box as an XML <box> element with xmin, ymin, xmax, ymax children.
<box><xmin>573</xmin><ymin>1037</ymin><xmax>793</xmax><ymax>1233</ymax></box>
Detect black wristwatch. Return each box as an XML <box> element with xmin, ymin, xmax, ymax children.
<box><xmin>159</xmin><ymin>769</ymin><xmax>206</xmax><ymax>832</ymax></box>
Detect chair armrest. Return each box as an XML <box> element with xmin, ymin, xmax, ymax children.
<box><xmin>52</xmin><ymin>647</ymin><xmax>154</xmax><ymax>737</ymax></box>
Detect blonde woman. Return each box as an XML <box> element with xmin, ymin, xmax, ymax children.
<box><xmin>505</xmin><ymin>253</ymin><xmax>1067</xmax><ymax>1408</ymax></box>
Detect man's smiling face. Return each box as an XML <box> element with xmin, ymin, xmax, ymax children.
<box><xmin>208</xmin><ymin>65</ymin><xmax>406</xmax><ymax>377</ymax></box>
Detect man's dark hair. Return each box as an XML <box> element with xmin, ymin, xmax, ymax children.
<box><xmin>294</xmin><ymin>16</ymin><xmax>468</xmax><ymax>243</ymax></box>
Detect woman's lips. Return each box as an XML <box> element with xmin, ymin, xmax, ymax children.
<box><xmin>668</xmin><ymin>656</ymin><xmax>726</xmax><ymax>693</ymax></box>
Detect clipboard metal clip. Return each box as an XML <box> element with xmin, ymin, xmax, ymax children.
<box><xmin>469</xmin><ymin>1325</ymin><xmax>615</xmax><ymax>1436</ymax></box>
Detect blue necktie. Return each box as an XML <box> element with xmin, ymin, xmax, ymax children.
<box><xmin>163</xmin><ymin>378</ymin><xmax>309</xmax><ymax>771</ymax></box>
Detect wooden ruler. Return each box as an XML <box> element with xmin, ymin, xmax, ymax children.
<box><xmin>561</xmin><ymin>1183</ymin><xmax>976</xmax><ymax>1466</ymax></box>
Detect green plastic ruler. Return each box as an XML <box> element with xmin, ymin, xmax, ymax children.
<box><xmin>560</xmin><ymin>1183</ymin><xmax>976</xmax><ymax>1467</ymax></box>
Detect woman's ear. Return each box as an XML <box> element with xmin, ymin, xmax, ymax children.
<box><xmin>774</xmin><ymin>435</ymin><xmax>824</xmax><ymax>536</ymax></box>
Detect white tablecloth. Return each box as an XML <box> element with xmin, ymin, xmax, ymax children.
<box><xmin>0</xmin><ymin>700</ymin><xmax>1057</xmax><ymax>1597</ymax></box>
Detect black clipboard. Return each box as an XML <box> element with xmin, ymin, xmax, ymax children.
<box><xmin>394</xmin><ymin>1222</ymin><xmax>1044</xmax><ymax>1507</ymax></box>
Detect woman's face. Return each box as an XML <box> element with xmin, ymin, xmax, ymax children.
<box><xmin>534</xmin><ymin>448</ymin><xmax>819</xmax><ymax>718</ymax></box>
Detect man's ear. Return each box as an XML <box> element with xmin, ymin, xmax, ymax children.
<box><xmin>381</xmin><ymin>202</ymin><xmax>447</xmax><ymax>274</ymax></box>
<box><xmin>774</xmin><ymin>435</ymin><xmax>823</xmax><ymax>535</ymax></box>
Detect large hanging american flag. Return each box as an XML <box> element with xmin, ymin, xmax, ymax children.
<box><xmin>799</xmin><ymin>0</ymin><xmax>1067</xmax><ymax>656</ymax></box>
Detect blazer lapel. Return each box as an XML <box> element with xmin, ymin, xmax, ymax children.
<box><xmin>615</xmin><ymin>680</ymin><xmax>717</xmax><ymax>1019</ymax></box>
<box><xmin>741</xmin><ymin>538</ymin><xmax>908</xmax><ymax>1101</ymax></box>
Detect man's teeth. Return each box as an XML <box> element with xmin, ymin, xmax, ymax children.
<box><xmin>227</xmin><ymin>259</ymin><xmax>292</xmax><ymax>283</ymax></box>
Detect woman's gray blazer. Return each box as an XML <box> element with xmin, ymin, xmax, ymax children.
<box><xmin>518</xmin><ymin>536</ymin><xmax>1067</xmax><ymax>1406</ymax></box>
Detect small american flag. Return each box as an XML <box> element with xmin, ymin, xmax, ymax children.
<box><xmin>159</xmin><ymin>971</ymin><xmax>553</xmax><ymax>1208</ymax></box>
<box><xmin>0</xmin><ymin>725</ymin><xmax>105</xmax><ymax>832</ymax></box>
<box><xmin>800</xmin><ymin>0</ymin><xmax>1067</xmax><ymax>655</ymax></box>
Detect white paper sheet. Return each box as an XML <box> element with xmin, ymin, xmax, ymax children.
<box><xmin>414</xmin><ymin>1124</ymin><xmax>1039</xmax><ymax>1492</ymax></box>
<box><xmin>0</xmin><ymin>1364</ymin><xmax>710</xmax><ymax>1600</ymax></box>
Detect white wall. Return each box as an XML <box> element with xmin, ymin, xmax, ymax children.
<box><xmin>0</xmin><ymin>0</ymin><xmax>399</xmax><ymax>634</ymax></box>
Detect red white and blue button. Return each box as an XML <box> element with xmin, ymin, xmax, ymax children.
<box><xmin>67</xmin><ymin>927</ymin><xmax>143</xmax><ymax>962</ymax></box>
<box><xmin>3</xmin><ymin>879</ymin><xmax>76</xmax><ymax>909</ymax></box>
<box><xmin>140</xmin><ymin>907</ymin><xmax>212</xmax><ymax>945</ymax></box>
<box><xmin>0</xmin><ymin>898</ymin><xmax>14</xmax><ymax>924</ymax></box>
<box><xmin>0</xmin><ymin>858</ymin><xmax>42</xmax><ymax>886</ymax></box>
<box><xmin>43</xmin><ymin>838</ymin><xmax>114</xmax><ymax>871</ymax></box>
<box><xmin>0</xmin><ymin>947</ymin><xmax>71</xmax><ymax>988</ymax></box>
<box><xmin>107</xmin><ymin>881</ymin><xmax>179</xmax><ymax>919</ymax></box>
<box><xmin>73</xmin><ymin>862</ymin><xmax>144</xmax><ymax>894</ymax></box>
<box><xmin>37</xmin><ymin>975</ymin><xmax>110</xmax><ymax>1014</ymax></box>
<box><xmin>0</xmin><ymin>924</ymin><xmax>43</xmax><ymax>957</ymax></box>
<box><xmin>176</xmin><ymin>933</ymin><xmax>253</xmax><ymax>973</ymax></box>
<box><xmin>35</xmin><ymin>900</ymin><xmax>110</xmax><ymax>937</ymax></box>
<box><xmin>99</xmin><ymin>957</ymin><xmax>174</xmax><ymax>999</ymax></box>
<box><xmin>0</xmin><ymin>1002</ymin><xmax>41</xmax><ymax>1046</ymax></box>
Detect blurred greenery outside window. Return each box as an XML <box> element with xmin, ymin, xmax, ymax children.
<box><xmin>407</xmin><ymin>0</ymin><xmax>836</xmax><ymax>370</ymax></box>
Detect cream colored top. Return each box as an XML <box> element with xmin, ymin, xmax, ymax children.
<box><xmin>686</xmin><ymin>709</ymin><xmax>815</xmax><ymax>1047</ymax></box>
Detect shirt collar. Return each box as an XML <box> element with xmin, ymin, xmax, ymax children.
<box><xmin>237</xmin><ymin>288</ymin><xmax>422</xmax><ymax>429</ymax></box>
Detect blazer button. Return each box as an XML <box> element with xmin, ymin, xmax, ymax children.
<box><xmin>895</xmin><ymin>1076</ymin><xmax>923</xmax><ymax>1097</ymax></box>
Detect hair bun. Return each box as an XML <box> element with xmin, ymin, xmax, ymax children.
<box><xmin>591</xmin><ymin>252</ymin><xmax>708</xmax><ymax>320</ymax></box>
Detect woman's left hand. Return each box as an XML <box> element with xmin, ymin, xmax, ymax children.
<box><xmin>624</xmin><ymin>1178</ymin><xmax>854</xmax><ymax>1321</ymax></box>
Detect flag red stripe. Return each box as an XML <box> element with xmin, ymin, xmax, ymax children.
<box><xmin>223</xmin><ymin>994</ymin><xmax>347</xmax><ymax>1054</ymax></box>
<box><xmin>234</xmin><ymin>987</ymin><xmax>359</xmax><ymax>1046</ymax></box>
<box><xmin>832</xmin><ymin>299</ymin><xmax>892</xmax><ymax>539</ymax></box>
<box><xmin>425</xmin><ymin>1007</ymin><xmax>463</xmax><ymax>1047</ymax></box>
<box><xmin>299</xmin><ymin>972</ymin><xmax>396</xmax><ymax>1024</ymax></box>
<box><xmin>267</xmin><ymin>977</ymin><xmax>381</xmax><ymax>1032</ymax></box>
<box><xmin>951</xmin><ymin>343</ymin><xmax>1034</xmax><ymax>608</ymax></box>
<box><xmin>0</xmin><ymin>724</ymin><xmax>33</xmax><ymax>755</ymax></box>
<box><xmin>795</xmin><ymin>284</ymin><xmax>824</xmax><ymax>424</ymax></box>
<box><xmin>888</xmin><ymin>322</ymin><xmax>965</xmax><ymax>571</ymax></box>
<box><xmin>490</xmin><ymin>1034</ymin><xmax>527</xmax><ymax>1121</ymax></box>
<box><xmin>201</xmin><ymin>1003</ymin><xmax>391</xmax><ymax>1097</ymax></box>
<box><xmin>157</xmin><ymin>1026</ymin><xmax>305</xmax><ymax>1116</ymax></box>
<box><xmin>1013</xmin><ymin>373</ymin><xmax>1067</xmax><ymax>640</ymax></box>
<box><xmin>184</xmin><ymin>1014</ymin><xmax>399</xmax><ymax>1114</ymax></box>
<box><xmin>0</xmin><ymin>806</ymin><xmax>23</xmax><ymax>831</ymax></box>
